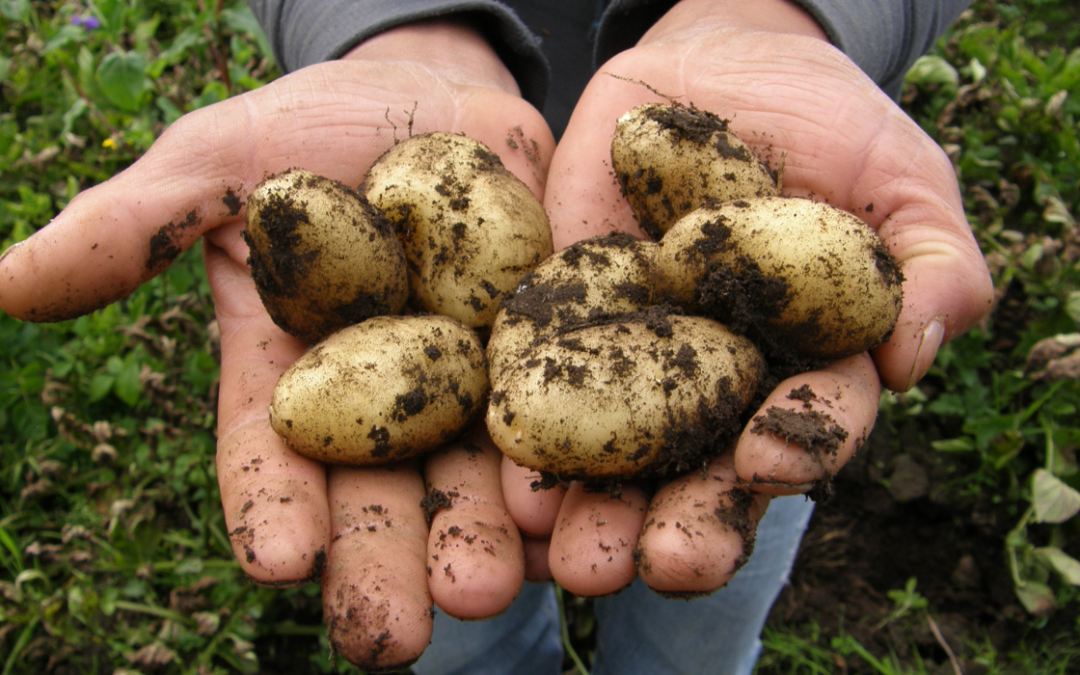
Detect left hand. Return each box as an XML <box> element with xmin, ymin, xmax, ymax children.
<box><xmin>501</xmin><ymin>0</ymin><xmax>994</xmax><ymax>596</ymax></box>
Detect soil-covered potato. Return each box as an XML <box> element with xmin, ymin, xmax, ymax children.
<box><xmin>486</xmin><ymin>312</ymin><xmax>765</xmax><ymax>479</ymax></box>
<box><xmin>612</xmin><ymin>103</ymin><xmax>777</xmax><ymax>239</ymax></box>
<box><xmin>270</xmin><ymin>315</ymin><xmax>488</xmax><ymax>466</ymax></box>
<box><xmin>243</xmin><ymin>169</ymin><xmax>408</xmax><ymax>345</ymax></box>
<box><xmin>363</xmin><ymin>132</ymin><xmax>553</xmax><ymax>332</ymax></box>
<box><xmin>654</xmin><ymin>197</ymin><xmax>904</xmax><ymax>360</ymax></box>
<box><xmin>486</xmin><ymin>233</ymin><xmax>657</xmax><ymax>385</ymax></box>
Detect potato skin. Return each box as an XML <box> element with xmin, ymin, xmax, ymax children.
<box><xmin>270</xmin><ymin>315</ymin><xmax>488</xmax><ymax>465</ymax></box>
<box><xmin>612</xmin><ymin>103</ymin><xmax>777</xmax><ymax>239</ymax></box>
<box><xmin>487</xmin><ymin>314</ymin><xmax>764</xmax><ymax>479</ymax></box>
<box><xmin>243</xmin><ymin>169</ymin><xmax>408</xmax><ymax>345</ymax></box>
<box><xmin>654</xmin><ymin>197</ymin><xmax>905</xmax><ymax>360</ymax></box>
<box><xmin>363</xmin><ymin>132</ymin><xmax>553</xmax><ymax>332</ymax></box>
<box><xmin>487</xmin><ymin>233</ymin><xmax>657</xmax><ymax>386</ymax></box>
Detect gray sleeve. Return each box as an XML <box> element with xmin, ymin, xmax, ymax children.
<box><xmin>789</xmin><ymin>0</ymin><xmax>973</xmax><ymax>98</ymax></box>
<box><xmin>593</xmin><ymin>0</ymin><xmax>973</xmax><ymax>98</ymax></box>
<box><xmin>246</xmin><ymin>0</ymin><xmax>549</xmax><ymax>107</ymax></box>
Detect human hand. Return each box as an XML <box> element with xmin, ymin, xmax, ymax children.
<box><xmin>501</xmin><ymin>0</ymin><xmax>993</xmax><ymax>597</ymax></box>
<box><xmin>0</xmin><ymin>19</ymin><xmax>553</xmax><ymax>670</ymax></box>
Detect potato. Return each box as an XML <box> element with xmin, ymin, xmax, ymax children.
<box><xmin>612</xmin><ymin>103</ymin><xmax>777</xmax><ymax>239</ymax></box>
<box><xmin>363</xmin><ymin>132</ymin><xmax>553</xmax><ymax>332</ymax></box>
<box><xmin>487</xmin><ymin>233</ymin><xmax>657</xmax><ymax>385</ymax></box>
<box><xmin>486</xmin><ymin>312</ymin><xmax>765</xmax><ymax>479</ymax></box>
<box><xmin>270</xmin><ymin>315</ymin><xmax>488</xmax><ymax>465</ymax></box>
<box><xmin>243</xmin><ymin>169</ymin><xmax>408</xmax><ymax>345</ymax></box>
<box><xmin>653</xmin><ymin>197</ymin><xmax>904</xmax><ymax>360</ymax></box>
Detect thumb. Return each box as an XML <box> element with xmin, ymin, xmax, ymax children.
<box><xmin>0</xmin><ymin>97</ymin><xmax>255</xmax><ymax>322</ymax></box>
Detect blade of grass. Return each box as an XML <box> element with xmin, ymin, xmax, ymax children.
<box><xmin>759</xmin><ymin>626</ymin><xmax>837</xmax><ymax>674</ymax></box>
<box><xmin>2</xmin><ymin>616</ymin><xmax>40</xmax><ymax>675</ymax></box>
<box><xmin>832</xmin><ymin>634</ymin><xmax>894</xmax><ymax>674</ymax></box>
<box><xmin>0</xmin><ymin>525</ymin><xmax>23</xmax><ymax>575</ymax></box>
<box><xmin>555</xmin><ymin>585</ymin><xmax>589</xmax><ymax>675</ymax></box>
<box><xmin>113</xmin><ymin>599</ymin><xmax>196</xmax><ymax>626</ymax></box>
<box><xmin>925</xmin><ymin>612</ymin><xmax>962</xmax><ymax>675</ymax></box>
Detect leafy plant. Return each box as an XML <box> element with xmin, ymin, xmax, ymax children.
<box><xmin>897</xmin><ymin>0</ymin><xmax>1080</xmax><ymax>616</ymax></box>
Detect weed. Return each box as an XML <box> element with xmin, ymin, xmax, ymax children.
<box><xmin>895</xmin><ymin>0</ymin><xmax>1080</xmax><ymax>613</ymax></box>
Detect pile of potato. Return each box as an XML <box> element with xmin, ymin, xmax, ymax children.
<box><xmin>247</xmin><ymin>104</ymin><xmax>903</xmax><ymax>481</ymax></box>
<box><xmin>243</xmin><ymin>134</ymin><xmax>551</xmax><ymax>465</ymax></box>
<box><xmin>485</xmin><ymin>103</ymin><xmax>904</xmax><ymax>479</ymax></box>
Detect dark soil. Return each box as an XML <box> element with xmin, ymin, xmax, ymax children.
<box><xmin>243</xmin><ymin>169</ymin><xmax>403</xmax><ymax>345</ymax></box>
<box><xmin>762</xmin><ymin>420</ymin><xmax>1080</xmax><ymax>674</ymax></box>
<box><xmin>147</xmin><ymin>208</ymin><xmax>200</xmax><ymax>273</ymax></box>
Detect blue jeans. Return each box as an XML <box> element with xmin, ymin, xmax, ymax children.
<box><xmin>412</xmin><ymin>495</ymin><xmax>813</xmax><ymax>675</ymax></box>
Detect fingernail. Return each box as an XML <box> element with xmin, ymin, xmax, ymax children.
<box><xmin>0</xmin><ymin>239</ymin><xmax>25</xmax><ymax>267</ymax></box>
<box><xmin>906</xmin><ymin>318</ymin><xmax>945</xmax><ymax>390</ymax></box>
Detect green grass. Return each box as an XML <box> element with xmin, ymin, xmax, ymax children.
<box><xmin>2</xmin><ymin>0</ymin><xmax>1080</xmax><ymax>672</ymax></box>
<box><xmin>0</xmin><ymin>1</ymin><xmax>348</xmax><ymax>672</ymax></box>
<box><xmin>758</xmin><ymin>620</ymin><xmax>1080</xmax><ymax>675</ymax></box>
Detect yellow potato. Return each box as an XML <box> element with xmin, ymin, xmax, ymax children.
<box><xmin>487</xmin><ymin>233</ymin><xmax>657</xmax><ymax>385</ymax></box>
<box><xmin>243</xmin><ymin>169</ymin><xmax>408</xmax><ymax>345</ymax></box>
<box><xmin>270</xmin><ymin>315</ymin><xmax>488</xmax><ymax>465</ymax></box>
<box><xmin>363</xmin><ymin>132</ymin><xmax>552</xmax><ymax>332</ymax></box>
<box><xmin>654</xmin><ymin>197</ymin><xmax>904</xmax><ymax>360</ymax></box>
<box><xmin>487</xmin><ymin>313</ymin><xmax>764</xmax><ymax>479</ymax></box>
<box><xmin>612</xmin><ymin>103</ymin><xmax>777</xmax><ymax>238</ymax></box>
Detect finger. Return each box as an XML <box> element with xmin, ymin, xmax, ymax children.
<box><xmin>323</xmin><ymin>463</ymin><xmax>433</xmax><ymax>672</ymax></box>
<box><xmin>635</xmin><ymin>453</ymin><xmax>770</xmax><ymax>594</ymax></box>
<box><xmin>500</xmin><ymin>456</ymin><xmax>564</xmax><ymax>582</ymax></box>
<box><xmin>206</xmin><ymin>233</ymin><xmax>331</xmax><ymax>584</ymax></box>
<box><xmin>423</xmin><ymin>429</ymin><xmax>524</xmax><ymax>619</ymax></box>
<box><xmin>545</xmin><ymin>32</ymin><xmax>992</xmax><ymax>387</ymax></box>
<box><xmin>734</xmin><ymin>353</ymin><xmax>880</xmax><ymax>494</ymax></box>
<box><xmin>501</xmin><ymin>455</ymin><xmax>567</xmax><ymax>538</ymax></box>
<box><xmin>548</xmin><ymin>482</ymin><xmax>649</xmax><ymax>597</ymax></box>
<box><xmin>0</xmin><ymin>61</ymin><xmax>552</xmax><ymax>323</ymax></box>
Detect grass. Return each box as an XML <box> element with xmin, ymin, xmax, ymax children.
<box><xmin>1</xmin><ymin>0</ymin><xmax>1079</xmax><ymax>673</ymax></box>
<box><xmin>758</xmin><ymin>621</ymin><xmax>1080</xmax><ymax>675</ymax></box>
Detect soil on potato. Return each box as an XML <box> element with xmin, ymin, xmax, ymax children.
<box><xmin>500</xmin><ymin>232</ymin><xmax>650</xmax><ymax>332</ymax></box>
<box><xmin>640</xmin><ymin>103</ymin><xmax>751</xmax><ymax>163</ymax></box>
<box><xmin>510</xmin><ymin>305</ymin><xmax>758</xmax><ymax>483</ymax></box>
<box><xmin>243</xmin><ymin>172</ymin><xmax>402</xmax><ymax>344</ymax></box>
<box><xmin>618</xmin><ymin>105</ymin><xmax>777</xmax><ymax>239</ymax></box>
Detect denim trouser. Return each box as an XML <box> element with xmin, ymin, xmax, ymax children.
<box><xmin>412</xmin><ymin>495</ymin><xmax>814</xmax><ymax>675</ymax></box>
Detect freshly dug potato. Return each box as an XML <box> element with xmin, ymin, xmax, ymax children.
<box><xmin>243</xmin><ymin>169</ymin><xmax>408</xmax><ymax>345</ymax></box>
<box><xmin>487</xmin><ymin>312</ymin><xmax>765</xmax><ymax>479</ymax></box>
<box><xmin>612</xmin><ymin>103</ymin><xmax>777</xmax><ymax>239</ymax></box>
<box><xmin>653</xmin><ymin>197</ymin><xmax>904</xmax><ymax>360</ymax></box>
<box><xmin>363</xmin><ymin>132</ymin><xmax>553</xmax><ymax>332</ymax></box>
<box><xmin>487</xmin><ymin>233</ymin><xmax>657</xmax><ymax>385</ymax></box>
<box><xmin>270</xmin><ymin>315</ymin><xmax>488</xmax><ymax>465</ymax></box>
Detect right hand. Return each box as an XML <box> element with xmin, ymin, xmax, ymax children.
<box><xmin>0</xmin><ymin>19</ymin><xmax>554</xmax><ymax>671</ymax></box>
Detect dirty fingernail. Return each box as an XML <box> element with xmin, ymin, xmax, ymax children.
<box><xmin>906</xmin><ymin>318</ymin><xmax>945</xmax><ymax>390</ymax></box>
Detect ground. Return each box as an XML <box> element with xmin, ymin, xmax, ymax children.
<box><xmin>764</xmin><ymin>421</ymin><xmax>1080</xmax><ymax>674</ymax></box>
